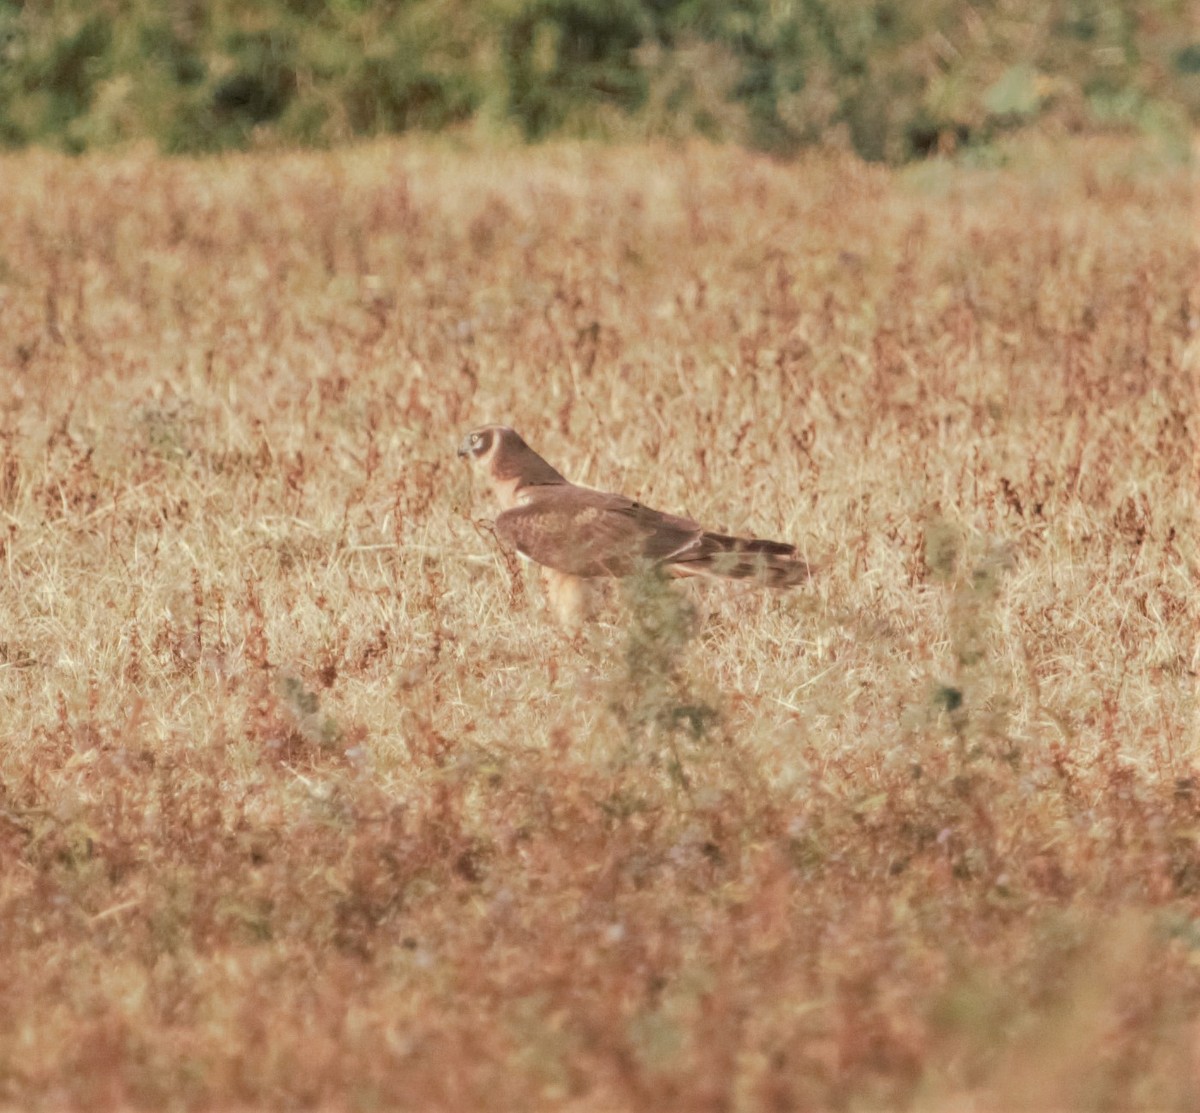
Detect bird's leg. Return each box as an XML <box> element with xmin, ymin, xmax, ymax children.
<box><xmin>541</xmin><ymin>567</ymin><xmax>589</xmax><ymax>632</ymax></box>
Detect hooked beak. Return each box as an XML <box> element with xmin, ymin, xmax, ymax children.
<box><xmin>456</xmin><ymin>434</ymin><xmax>473</xmax><ymax>459</ymax></box>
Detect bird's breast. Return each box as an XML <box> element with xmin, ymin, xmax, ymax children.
<box><xmin>490</xmin><ymin>474</ymin><xmax>528</xmax><ymax>511</ymax></box>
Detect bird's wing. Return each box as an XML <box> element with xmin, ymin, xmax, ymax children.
<box><xmin>495</xmin><ymin>485</ymin><xmax>703</xmax><ymax>578</ymax></box>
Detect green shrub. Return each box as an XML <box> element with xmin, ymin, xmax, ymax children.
<box><xmin>0</xmin><ymin>0</ymin><xmax>1193</xmax><ymax>159</ymax></box>
<box><xmin>499</xmin><ymin>0</ymin><xmax>650</xmax><ymax>137</ymax></box>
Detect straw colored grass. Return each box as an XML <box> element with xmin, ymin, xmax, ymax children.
<box><xmin>0</xmin><ymin>133</ymin><xmax>1195</xmax><ymax>1110</ymax></box>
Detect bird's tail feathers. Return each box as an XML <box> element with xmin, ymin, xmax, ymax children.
<box><xmin>669</xmin><ymin>532</ymin><xmax>812</xmax><ymax>588</ymax></box>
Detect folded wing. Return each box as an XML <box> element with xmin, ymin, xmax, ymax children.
<box><xmin>496</xmin><ymin>488</ymin><xmax>703</xmax><ymax>578</ymax></box>
<box><xmin>496</xmin><ymin>487</ymin><xmax>809</xmax><ymax>586</ymax></box>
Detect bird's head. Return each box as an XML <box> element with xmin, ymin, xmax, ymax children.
<box><xmin>456</xmin><ymin>425</ymin><xmax>567</xmax><ymax>507</ymax></box>
<box><xmin>456</xmin><ymin>424</ymin><xmax>512</xmax><ymax>467</ymax></box>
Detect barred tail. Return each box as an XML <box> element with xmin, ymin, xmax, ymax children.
<box><xmin>668</xmin><ymin>532</ymin><xmax>812</xmax><ymax>588</ymax></box>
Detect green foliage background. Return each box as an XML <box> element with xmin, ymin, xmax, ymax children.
<box><xmin>1</xmin><ymin>0</ymin><xmax>1196</xmax><ymax>160</ymax></box>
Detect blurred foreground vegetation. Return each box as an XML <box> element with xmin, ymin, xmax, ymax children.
<box><xmin>1</xmin><ymin>0</ymin><xmax>1196</xmax><ymax>160</ymax></box>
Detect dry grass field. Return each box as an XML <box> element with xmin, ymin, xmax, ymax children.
<box><xmin>0</xmin><ymin>133</ymin><xmax>1195</xmax><ymax>1110</ymax></box>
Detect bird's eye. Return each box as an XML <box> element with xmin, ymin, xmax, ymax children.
<box><xmin>471</xmin><ymin>434</ymin><xmax>482</xmax><ymax>448</ymax></box>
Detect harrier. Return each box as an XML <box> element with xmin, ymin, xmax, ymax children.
<box><xmin>458</xmin><ymin>425</ymin><xmax>810</xmax><ymax>627</ymax></box>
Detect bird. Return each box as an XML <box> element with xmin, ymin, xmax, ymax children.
<box><xmin>457</xmin><ymin>425</ymin><xmax>810</xmax><ymax>628</ymax></box>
